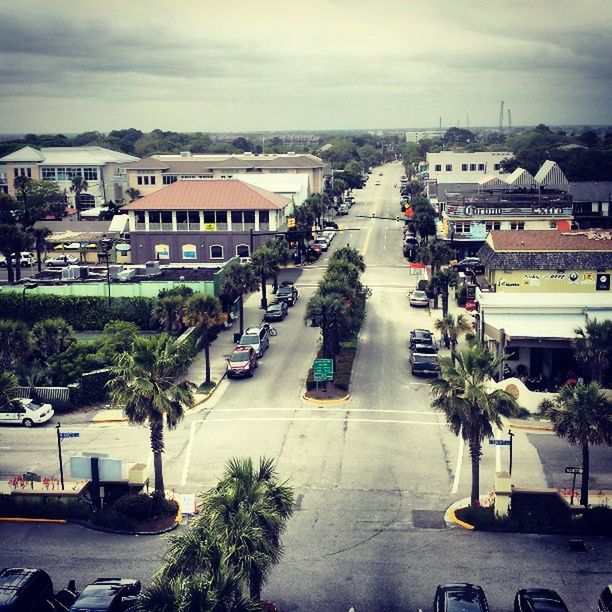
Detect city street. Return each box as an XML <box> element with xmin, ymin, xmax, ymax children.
<box><xmin>1</xmin><ymin>162</ymin><xmax>610</xmax><ymax>610</ymax></box>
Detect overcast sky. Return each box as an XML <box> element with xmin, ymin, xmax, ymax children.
<box><xmin>1</xmin><ymin>0</ymin><xmax>611</xmax><ymax>134</ymax></box>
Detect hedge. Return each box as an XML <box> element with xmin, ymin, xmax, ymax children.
<box><xmin>4</xmin><ymin>293</ymin><xmax>155</xmax><ymax>330</ymax></box>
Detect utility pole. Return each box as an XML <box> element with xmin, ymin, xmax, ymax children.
<box><xmin>507</xmin><ymin>108</ymin><xmax>512</xmax><ymax>130</ymax></box>
<box><xmin>499</xmin><ymin>101</ymin><xmax>505</xmax><ymax>131</ymax></box>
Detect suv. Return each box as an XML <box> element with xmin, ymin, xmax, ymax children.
<box><xmin>452</xmin><ymin>257</ymin><xmax>484</xmax><ymax>274</ymax></box>
<box><xmin>409</xmin><ymin>329</ymin><xmax>436</xmax><ymax>351</ymax></box>
<box><xmin>276</xmin><ymin>284</ymin><xmax>299</xmax><ymax>306</ymax></box>
<box><xmin>70</xmin><ymin>578</ymin><xmax>141</xmax><ymax>612</ymax></box>
<box><xmin>434</xmin><ymin>583</ymin><xmax>490</xmax><ymax>612</ymax></box>
<box><xmin>227</xmin><ymin>346</ymin><xmax>257</xmax><ymax>378</ymax></box>
<box><xmin>0</xmin><ymin>567</ymin><xmax>55</xmax><ymax>611</ymax></box>
<box><xmin>239</xmin><ymin>325</ymin><xmax>270</xmax><ymax>358</ymax></box>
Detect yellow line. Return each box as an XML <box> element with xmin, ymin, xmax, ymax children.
<box><xmin>447</xmin><ymin>507</ymin><xmax>474</xmax><ymax>530</ymax></box>
<box><xmin>0</xmin><ymin>517</ymin><xmax>67</xmax><ymax>524</ymax></box>
<box><xmin>362</xmin><ymin>223</ymin><xmax>374</xmax><ymax>257</ymax></box>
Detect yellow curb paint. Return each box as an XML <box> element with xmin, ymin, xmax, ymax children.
<box><xmin>302</xmin><ymin>392</ymin><xmax>350</xmax><ymax>405</ymax></box>
<box><xmin>448</xmin><ymin>507</ymin><xmax>474</xmax><ymax>530</ymax></box>
<box><xmin>0</xmin><ymin>517</ymin><xmax>67</xmax><ymax>524</ymax></box>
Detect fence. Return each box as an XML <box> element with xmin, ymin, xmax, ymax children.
<box><xmin>18</xmin><ymin>385</ymin><xmax>75</xmax><ymax>405</ymax></box>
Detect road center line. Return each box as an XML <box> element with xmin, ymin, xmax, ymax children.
<box><xmin>193</xmin><ymin>417</ymin><xmax>443</xmax><ymax>426</ymax></box>
<box><xmin>451</xmin><ymin>436</ymin><xmax>465</xmax><ymax>494</ymax></box>
<box><xmin>181</xmin><ymin>420</ymin><xmax>197</xmax><ymax>486</ymax></box>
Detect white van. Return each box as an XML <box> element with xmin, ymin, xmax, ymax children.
<box><xmin>0</xmin><ymin>399</ymin><xmax>54</xmax><ymax>427</ymax></box>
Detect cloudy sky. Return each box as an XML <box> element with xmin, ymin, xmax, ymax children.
<box><xmin>1</xmin><ymin>0</ymin><xmax>611</xmax><ymax>133</ymax></box>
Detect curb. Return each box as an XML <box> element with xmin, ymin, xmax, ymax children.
<box><xmin>73</xmin><ymin>519</ymin><xmax>179</xmax><ymax>536</ymax></box>
<box><xmin>191</xmin><ymin>372</ymin><xmax>228</xmax><ymax>411</ymax></box>
<box><xmin>0</xmin><ymin>517</ymin><xmax>67</xmax><ymax>524</ymax></box>
<box><xmin>507</xmin><ymin>421</ymin><xmax>554</xmax><ymax>432</ymax></box>
<box><xmin>444</xmin><ymin>498</ymin><xmax>476</xmax><ymax>530</ymax></box>
<box><xmin>302</xmin><ymin>392</ymin><xmax>351</xmax><ymax>405</ymax></box>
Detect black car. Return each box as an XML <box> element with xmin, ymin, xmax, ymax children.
<box><xmin>599</xmin><ymin>585</ymin><xmax>612</xmax><ymax>612</ymax></box>
<box><xmin>0</xmin><ymin>567</ymin><xmax>56</xmax><ymax>611</ymax></box>
<box><xmin>434</xmin><ymin>583</ymin><xmax>490</xmax><ymax>612</ymax></box>
<box><xmin>409</xmin><ymin>329</ymin><xmax>436</xmax><ymax>351</ymax></box>
<box><xmin>514</xmin><ymin>588</ymin><xmax>569</xmax><ymax>611</ymax></box>
<box><xmin>409</xmin><ymin>351</ymin><xmax>440</xmax><ymax>377</ymax></box>
<box><xmin>452</xmin><ymin>257</ymin><xmax>484</xmax><ymax>274</ymax></box>
<box><xmin>70</xmin><ymin>578</ymin><xmax>141</xmax><ymax>612</ymax></box>
<box><xmin>264</xmin><ymin>301</ymin><xmax>288</xmax><ymax>321</ymax></box>
<box><xmin>276</xmin><ymin>284</ymin><xmax>299</xmax><ymax>306</ymax></box>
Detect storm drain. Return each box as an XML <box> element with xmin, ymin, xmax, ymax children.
<box><xmin>411</xmin><ymin>510</ymin><xmax>447</xmax><ymax>529</ymax></box>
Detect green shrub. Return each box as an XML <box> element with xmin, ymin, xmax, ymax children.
<box><xmin>456</xmin><ymin>285</ymin><xmax>467</xmax><ymax>306</ymax></box>
<box><xmin>0</xmin><ymin>495</ymin><xmax>90</xmax><ymax>520</ymax></box>
<box><xmin>114</xmin><ymin>493</ymin><xmax>178</xmax><ymax>521</ymax></box>
<box><xmin>91</xmin><ymin>507</ymin><xmax>137</xmax><ymax>531</ymax></box>
<box><xmin>538</xmin><ymin>398</ymin><xmax>555</xmax><ymax>416</ymax></box>
<box><xmin>579</xmin><ymin>506</ymin><xmax>612</xmax><ymax>535</ymax></box>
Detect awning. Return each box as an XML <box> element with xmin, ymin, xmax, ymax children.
<box><xmin>484</xmin><ymin>312</ymin><xmax>612</xmax><ymax>341</ymax></box>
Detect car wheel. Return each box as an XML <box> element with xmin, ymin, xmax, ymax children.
<box><xmin>23</xmin><ymin>418</ymin><xmax>34</xmax><ymax>427</ymax></box>
<box><xmin>248</xmin><ymin>369</ymin><xmax>254</xmax><ymax>378</ymax></box>
<box><xmin>411</xmin><ymin>369</ymin><xmax>416</xmax><ymax>376</ymax></box>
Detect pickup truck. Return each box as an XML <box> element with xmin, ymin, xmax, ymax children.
<box><xmin>0</xmin><ymin>251</ymin><xmax>35</xmax><ymax>267</ymax></box>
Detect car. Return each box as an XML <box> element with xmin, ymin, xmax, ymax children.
<box><xmin>409</xmin><ymin>329</ymin><xmax>437</xmax><ymax>351</ymax></box>
<box><xmin>323</xmin><ymin>221</ymin><xmax>338</xmax><ymax>230</ymax></box>
<box><xmin>452</xmin><ymin>257</ymin><xmax>484</xmax><ymax>274</ymax></box>
<box><xmin>411</xmin><ymin>343</ymin><xmax>437</xmax><ymax>355</ymax></box>
<box><xmin>276</xmin><ymin>284</ymin><xmax>299</xmax><ymax>306</ymax></box>
<box><xmin>337</xmin><ymin>204</ymin><xmax>349</xmax><ymax>215</ymax></box>
<box><xmin>313</xmin><ymin>236</ymin><xmax>330</xmax><ymax>252</ymax></box>
<box><xmin>69</xmin><ymin>578</ymin><xmax>141</xmax><ymax>612</ymax></box>
<box><xmin>0</xmin><ymin>567</ymin><xmax>56</xmax><ymax>611</ymax></box>
<box><xmin>0</xmin><ymin>398</ymin><xmax>54</xmax><ymax>427</ymax></box>
<box><xmin>514</xmin><ymin>588</ymin><xmax>569</xmax><ymax>611</ymax></box>
<box><xmin>409</xmin><ymin>290</ymin><xmax>429</xmax><ymax>308</ymax></box>
<box><xmin>322</xmin><ymin>229</ymin><xmax>335</xmax><ymax>242</ymax></box>
<box><xmin>264</xmin><ymin>300</ymin><xmax>288</xmax><ymax>321</ymax></box>
<box><xmin>599</xmin><ymin>585</ymin><xmax>612</xmax><ymax>612</ymax></box>
<box><xmin>239</xmin><ymin>325</ymin><xmax>270</xmax><ymax>357</ymax></box>
<box><xmin>0</xmin><ymin>252</ymin><xmax>35</xmax><ymax>268</ymax></box>
<box><xmin>227</xmin><ymin>346</ymin><xmax>258</xmax><ymax>378</ymax></box>
<box><xmin>434</xmin><ymin>583</ymin><xmax>490</xmax><ymax>612</ymax></box>
<box><xmin>409</xmin><ymin>350</ymin><xmax>439</xmax><ymax>377</ymax></box>
<box><xmin>46</xmin><ymin>254</ymin><xmax>79</xmax><ymax>267</ymax></box>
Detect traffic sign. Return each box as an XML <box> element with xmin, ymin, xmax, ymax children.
<box><xmin>60</xmin><ymin>432</ymin><xmax>80</xmax><ymax>440</ymax></box>
<box><xmin>313</xmin><ymin>358</ymin><xmax>334</xmax><ymax>382</ymax></box>
<box><xmin>489</xmin><ymin>439</ymin><xmax>511</xmax><ymax>446</ymax></box>
<box><xmin>565</xmin><ymin>466</ymin><xmax>583</xmax><ymax>475</ymax></box>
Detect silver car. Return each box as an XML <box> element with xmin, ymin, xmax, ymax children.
<box><xmin>409</xmin><ymin>290</ymin><xmax>429</xmax><ymax>308</ymax></box>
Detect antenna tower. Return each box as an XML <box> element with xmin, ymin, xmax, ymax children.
<box><xmin>507</xmin><ymin>108</ymin><xmax>512</xmax><ymax>129</ymax></box>
<box><xmin>499</xmin><ymin>101</ymin><xmax>504</xmax><ymax>131</ymax></box>
<box><xmin>466</xmin><ymin>114</ymin><xmax>470</xmax><ymax>128</ymax></box>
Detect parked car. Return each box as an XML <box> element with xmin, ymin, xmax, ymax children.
<box><xmin>69</xmin><ymin>578</ymin><xmax>141</xmax><ymax>612</ymax></box>
<box><xmin>337</xmin><ymin>204</ymin><xmax>349</xmax><ymax>215</ymax></box>
<box><xmin>409</xmin><ymin>290</ymin><xmax>429</xmax><ymax>308</ymax></box>
<box><xmin>322</xmin><ymin>229</ymin><xmax>335</xmax><ymax>242</ymax></box>
<box><xmin>238</xmin><ymin>325</ymin><xmax>270</xmax><ymax>357</ymax></box>
<box><xmin>227</xmin><ymin>346</ymin><xmax>258</xmax><ymax>378</ymax></box>
<box><xmin>264</xmin><ymin>301</ymin><xmax>288</xmax><ymax>321</ymax></box>
<box><xmin>452</xmin><ymin>257</ymin><xmax>484</xmax><ymax>274</ymax></box>
<box><xmin>409</xmin><ymin>350</ymin><xmax>439</xmax><ymax>377</ymax></box>
<box><xmin>0</xmin><ymin>252</ymin><xmax>35</xmax><ymax>268</ymax></box>
<box><xmin>434</xmin><ymin>583</ymin><xmax>490</xmax><ymax>612</ymax></box>
<box><xmin>313</xmin><ymin>236</ymin><xmax>330</xmax><ymax>252</ymax></box>
<box><xmin>599</xmin><ymin>584</ymin><xmax>612</xmax><ymax>612</ymax></box>
<box><xmin>514</xmin><ymin>588</ymin><xmax>569</xmax><ymax>611</ymax></box>
<box><xmin>0</xmin><ymin>567</ymin><xmax>56</xmax><ymax>611</ymax></box>
<box><xmin>323</xmin><ymin>221</ymin><xmax>338</xmax><ymax>230</ymax></box>
<box><xmin>276</xmin><ymin>284</ymin><xmax>299</xmax><ymax>306</ymax></box>
<box><xmin>409</xmin><ymin>329</ymin><xmax>436</xmax><ymax>351</ymax></box>
<box><xmin>0</xmin><ymin>398</ymin><xmax>54</xmax><ymax>427</ymax></box>
<box><xmin>46</xmin><ymin>254</ymin><xmax>79</xmax><ymax>267</ymax></box>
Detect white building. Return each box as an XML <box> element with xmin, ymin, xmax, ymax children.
<box><xmin>0</xmin><ymin>146</ymin><xmax>139</xmax><ymax>210</ymax></box>
<box><xmin>236</xmin><ymin>173</ymin><xmax>310</xmax><ymax>215</ymax></box>
<box><xmin>426</xmin><ymin>151</ymin><xmax>513</xmax><ymax>183</ymax></box>
<box><xmin>405</xmin><ymin>130</ymin><xmax>445</xmax><ymax>143</ymax></box>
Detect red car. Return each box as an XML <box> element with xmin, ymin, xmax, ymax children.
<box><xmin>227</xmin><ymin>346</ymin><xmax>258</xmax><ymax>378</ymax></box>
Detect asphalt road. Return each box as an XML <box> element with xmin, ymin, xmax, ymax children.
<box><xmin>1</xmin><ymin>162</ymin><xmax>610</xmax><ymax>611</ymax></box>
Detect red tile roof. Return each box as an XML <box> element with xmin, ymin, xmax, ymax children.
<box><xmin>488</xmin><ymin>230</ymin><xmax>612</xmax><ymax>252</ymax></box>
<box><xmin>122</xmin><ymin>179</ymin><xmax>290</xmax><ymax>211</ymax></box>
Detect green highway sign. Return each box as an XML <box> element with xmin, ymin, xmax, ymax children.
<box><xmin>313</xmin><ymin>358</ymin><xmax>334</xmax><ymax>382</ymax></box>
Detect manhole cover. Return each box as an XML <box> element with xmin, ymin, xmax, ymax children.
<box><xmin>412</xmin><ymin>510</ymin><xmax>446</xmax><ymax>529</ymax></box>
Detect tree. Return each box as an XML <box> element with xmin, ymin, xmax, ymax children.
<box><xmin>330</xmin><ymin>245</ymin><xmax>366</xmax><ymax>272</ymax></box>
<box><xmin>431</xmin><ymin>345</ymin><xmax>517</xmax><ymax>507</ymax></box>
<box><xmin>417</xmin><ymin>239</ymin><xmax>453</xmax><ymax>282</ymax></box>
<box><xmin>183</xmin><ymin>293</ymin><xmax>227</xmax><ymax>385</ymax></box>
<box><xmin>28</xmin><ymin>226</ymin><xmax>52</xmax><ymax>273</ymax></box>
<box><xmin>572</xmin><ymin>319</ymin><xmax>612</xmax><ymax>386</ymax></box>
<box><xmin>0</xmin><ymin>223</ymin><xmax>18</xmax><ymax>283</ymax></box>
<box><xmin>252</xmin><ymin>246</ymin><xmax>278</xmax><ymax>310</ymax></box>
<box><xmin>125</xmin><ymin>187</ymin><xmax>141</xmax><ymax>202</ymax></box>
<box><xmin>547</xmin><ymin>383</ymin><xmax>611</xmax><ymax>506</ymax></box>
<box><xmin>151</xmin><ymin>286</ymin><xmax>194</xmax><ymax>334</ymax></box>
<box><xmin>219</xmin><ymin>260</ymin><xmax>259</xmax><ymax>336</ymax></box>
<box><xmin>70</xmin><ymin>175</ymin><xmax>89</xmax><ymax>221</ymax></box>
<box><xmin>0</xmin><ymin>371</ymin><xmax>21</xmax><ymax>412</ymax></box>
<box><xmin>305</xmin><ymin>292</ymin><xmax>350</xmax><ymax>358</ymax></box>
<box><xmin>432</xmin><ymin>267</ymin><xmax>460</xmax><ymax>315</ymax></box>
<box><xmin>107</xmin><ymin>334</ymin><xmax>194</xmax><ymax>497</ymax></box>
<box><xmin>434</xmin><ymin>314</ymin><xmax>473</xmax><ymax>360</ymax></box>
<box><xmin>30</xmin><ymin>318</ymin><xmax>77</xmax><ymax>364</ymax></box>
<box><xmin>265</xmin><ymin>237</ymin><xmax>290</xmax><ymax>293</ymax></box>
<box><xmin>0</xmin><ymin>319</ymin><xmax>31</xmax><ymax>370</ymax></box>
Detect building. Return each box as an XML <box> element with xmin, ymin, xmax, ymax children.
<box><xmin>0</xmin><ymin>165</ymin><xmax>7</xmax><ymax>194</ymax></box>
<box><xmin>122</xmin><ymin>179</ymin><xmax>291</xmax><ymax>265</ymax></box>
<box><xmin>405</xmin><ymin>130</ymin><xmax>445</xmax><ymax>143</ymax></box>
<box><xmin>121</xmin><ymin>151</ymin><xmax>325</xmax><ymax>198</ymax></box>
<box><xmin>569</xmin><ymin>181</ymin><xmax>612</xmax><ymax>229</ymax></box>
<box><xmin>233</xmin><ymin>173</ymin><xmax>310</xmax><ymax>214</ymax></box>
<box><xmin>477</xmin><ymin>229</ymin><xmax>612</xmax><ymax>294</ymax></box>
<box><xmin>425</xmin><ymin>151</ymin><xmax>513</xmax><ymax>183</ymax></box>
<box><xmin>0</xmin><ymin>146</ymin><xmax>138</xmax><ymax>210</ymax></box>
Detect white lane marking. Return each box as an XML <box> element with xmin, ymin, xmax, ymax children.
<box><xmin>451</xmin><ymin>436</ymin><xmax>465</xmax><ymax>494</ymax></box>
<box><xmin>212</xmin><ymin>407</ymin><xmax>437</xmax><ymax>416</ymax></box>
<box><xmin>181</xmin><ymin>420</ymin><xmax>197</xmax><ymax>486</ymax></box>
<box><xmin>193</xmin><ymin>417</ymin><xmax>442</xmax><ymax>426</ymax></box>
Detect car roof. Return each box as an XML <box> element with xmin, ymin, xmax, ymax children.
<box><xmin>71</xmin><ymin>583</ymin><xmax>123</xmax><ymax>609</ymax></box>
<box><xmin>518</xmin><ymin>589</ymin><xmax>567</xmax><ymax>609</ymax></box>
<box><xmin>232</xmin><ymin>346</ymin><xmax>252</xmax><ymax>353</ymax></box>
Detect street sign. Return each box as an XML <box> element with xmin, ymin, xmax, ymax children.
<box><xmin>313</xmin><ymin>358</ymin><xmax>334</xmax><ymax>382</ymax></box>
<box><xmin>60</xmin><ymin>432</ymin><xmax>80</xmax><ymax>440</ymax></box>
<box><xmin>565</xmin><ymin>466</ymin><xmax>583</xmax><ymax>475</ymax></box>
<box><xmin>489</xmin><ymin>439</ymin><xmax>511</xmax><ymax>446</ymax></box>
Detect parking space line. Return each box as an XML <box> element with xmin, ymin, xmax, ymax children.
<box><xmin>181</xmin><ymin>421</ymin><xmax>197</xmax><ymax>486</ymax></box>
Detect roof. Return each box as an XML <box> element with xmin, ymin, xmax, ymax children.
<box><xmin>487</xmin><ymin>230</ymin><xmax>612</xmax><ymax>252</ymax></box>
<box><xmin>122</xmin><ymin>179</ymin><xmax>290</xmax><ymax>211</ymax></box>
<box><xmin>569</xmin><ymin>181</ymin><xmax>612</xmax><ymax>202</ymax></box>
<box><xmin>506</xmin><ymin>167</ymin><xmax>537</xmax><ymax>187</ymax></box>
<box><xmin>478</xmin><ymin>291</ymin><xmax>612</xmax><ymax>311</ymax></box>
<box><xmin>33</xmin><ymin>219</ymin><xmax>124</xmax><ymax>243</ymax></box>
<box><xmin>534</xmin><ymin>160</ymin><xmax>569</xmax><ymax>187</ymax></box>
<box><xmin>0</xmin><ymin>145</ymin><xmax>138</xmax><ymax>165</ymax></box>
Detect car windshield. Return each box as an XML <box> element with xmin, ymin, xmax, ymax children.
<box><xmin>278</xmin><ymin>287</ymin><xmax>292</xmax><ymax>295</ymax></box>
<box><xmin>446</xmin><ymin>591</ymin><xmax>485</xmax><ymax>611</ymax></box>
<box><xmin>413</xmin><ymin>345</ymin><xmax>436</xmax><ymax>354</ymax></box>
<box><xmin>230</xmin><ymin>352</ymin><xmax>250</xmax><ymax>362</ymax></box>
<box><xmin>412</xmin><ymin>291</ymin><xmax>427</xmax><ymax>299</ymax></box>
<box><xmin>240</xmin><ymin>335</ymin><xmax>259</xmax><ymax>345</ymax></box>
<box><xmin>268</xmin><ymin>304</ymin><xmax>281</xmax><ymax>311</ymax></box>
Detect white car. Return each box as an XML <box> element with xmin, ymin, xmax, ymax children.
<box><xmin>409</xmin><ymin>290</ymin><xmax>429</xmax><ymax>308</ymax></box>
<box><xmin>45</xmin><ymin>255</ymin><xmax>79</xmax><ymax>267</ymax></box>
<box><xmin>0</xmin><ymin>398</ymin><xmax>54</xmax><ymax>427</ymax></box>
<box><xmin>0</xmin><ymin>252</ymin><xmax>35</xmax><ymax>267</ymax></box>
<box><xmin>314</xmin><ymin>236</ymin><xmax>330</xmax><ymax>252</ymax></box>
<box><xmin>322</xmin><ymin>229</ymin><xmax>335</xmax><ymax>242</ymax></box>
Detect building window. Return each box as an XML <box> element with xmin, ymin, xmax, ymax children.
<box><xmin>161</xmin><ymin>211</ymin><xmax>172</xmax><ymax>230</ymax></box>
<box><xmin>510</xmin><ymin>222</ymin><xmax>525</xmax><ymax>230</ymax></box>
<box><xmin>150</xmin><ymin>176</ymin><xmax>156</xmax><ymax>185</ymax></box>
<box><xmin>244</xmin><ymin>211</ymin><xmax>255</xmax><ymax>229</ymax></box>
<box><xmin>259</xmin><ymin>210</ymin><xmax>269</xmax><ymax>230</ymax></box>
<box><xmin>216</xmin><ymin>211</ymin><xmax>228</xmax><ymax>230</ymax></box>
<box><xmin>78</xmin><ymin>194</ymin><xmax>95</xmax><ymax>210</ymax></box>
<box><xmin>210</xmin><ymin>245</ymin><xmax>224</xmax><ymax>259</ymax></box>
<box><xmin>135</xmin><ymin>212</ymin><xmax>145</xmax><ymax>229</ymax></box>
<box><xmin>454</xmin><ymin>222</ymin><xmax>471</xmax><ymax>233</ymax></box>
<box><xmin>549</xmin><ymin>221</ymin><xmax>557</xmax><ymax>229</ymax></box>
<box><xmin>83</xmin><ymin>167</ymin><xmax>98</xmax><ymax>181</ymax></box>
<box><xmin>478</xmin><ymin>164</ymin><xmax>485</xmax><ymax>171</ymax></box>
<box><xmin>162</xmin><ymin>175</ymin><xmax>178</xmax><ymax>185</ymax></box>
<box><xmin>493</xmin><ymin>163</ymin><xmax>500</xmax><ymax>171</ymax></box>
<box><xmin>461</xmin><ymin>164</ymin><xmax>468</xmax><ymax>171</ymax></box>
<box><xmin>434</xmin><ymin>165</ymin><xmax>442</xmax><ymax>172</ymax></box>
<box><xmin>155</xmin><ymin>244</ymin><xmax>170</xmax><ymax>259</ymax></box>
<box><xmin>182</xmin><ymin>244</ymin><xmax>197</xmax><ymax>260</ymax></box>
<box><xmin>231</xmin><ymin>211</ymin><xmax>243</xmax><ymax>230</ymax></box>
<box><xmin>42</xmin><ymin>167</ymin><xmax>56</xmax><ymax>180</ymax></box>
<box><xmin>137</xmin><ymin>176</ymin><xmax>142</xmax><ymax>185</ymax></box>
<box><xmin>485</xmin><ymin>221</ymin><xmax>501</xmax><ymax>232</ymax></box>
<box><xmin>445</xmin><ymin>164</ymin><xmax>452</xmax><ymax>171</ymax></box>
<box><xmin>470</xmin><ymin>164</ymin><xmax>476</xmax><ymax>171</ymax></box>
<box><xmin>236</xmin><ymin>244</ymin><xmax>250</xmax><ymax>258</ymax></box>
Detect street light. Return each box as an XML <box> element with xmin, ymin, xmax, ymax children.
<box><xmin>22</xmin><ymin>281</ymin><xmax>38</xmax><ymax>314</ymax></box>
<box><xmin>99</xmin><ymin>237</ymin><xmax>113</xmax><ymax>308</ymax></box>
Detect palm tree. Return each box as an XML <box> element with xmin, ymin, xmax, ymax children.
<box><xmin>107</xmin><ymin>334</ymin><xmax>194</xmax><ymax>497</ymax></box>
<box><xmin>202</xmin><ymin>457</ymin><xmax>294</xmax><ymax>601</ymax></box>
<box><xmin>266</xmin><ymin>237</ymin><xmax>290</xmax><ymax>293</ymax></box>
<box><xmin>330</xmin><ymin>245</ymin><xmax>366</xmax><ymax>272</ymax></box>
<box><xmin>434</xmin><ymin>314</ymin><xmax>473</xmax><ymax>361</ymax></box>
<box><xmin>151</xmin><ymin>290</ymin><xmax>192</xmax><ymax>334</ymax></box>
<box><xmin>305</xmin><ymin>292</ymin><xmax>350</xmax><ymax>358</ymax></box>
<box><xmin>219</xmin><ymin>260</ymin><xmax>259</xmax><ymax>336</ymax></box>
<box><xmin>183</xmin><ymin>293</ymin><xmax>227</xmax><ymax>385</ymax></box>
<box><xmin>0</xmin><ymin>223</ymin><xmax>18</xmax><ymax>284</ymax></box>
<box><xmin>0</xmin><ymin>371</ymin><xmax>21</xmax><ymax>412</ymax></box>
<box><xmin>252</xmin><ymin>246</ymin><xmax>278</xmax><ymax>310</ymax></box>
<box><xmin>417</xmin><ymin>239</ymin><xmax>453</xmax><ymax>280</ymax></box>
<box><xmin>125</xmin><ymin>187</ymin><xmax>141</xmax><ymax>202</ymax></box>
<box><xmin>30</xmin><ymin>318</ymin><xmax>77</xmax><ymax>364</ymax></box>
<box><xmin>432</xmin><ymin>267</ymin><xmax>460</xmax><ymax>316</ymax></box>
<box><xmin>28</xmin><ymin>226</ymin><xmax>52</xmax><ymax>273</ymax></box>
<box><xmin>0</xmin><ymin>319</ymin><xmax>31</xmax><ymax>370</ymax></box>
<box><xmin>572</xmin><ymin>319</ymin><xmax>612</xmax><ymax>386</ymax></box>
<box><xmin>547</xmin><ymin>382</ymin><xmax>611</xmax><ymax>506</ymax></box>
<box><xmin>70</xmin><ymin>175</ymin><xmax>88</xmax><ymax>221</ymax></box>
<box><xmin>431</xmin><ymin>345</ymin><xmax>517</xmax><ymax>507</ymax></box>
